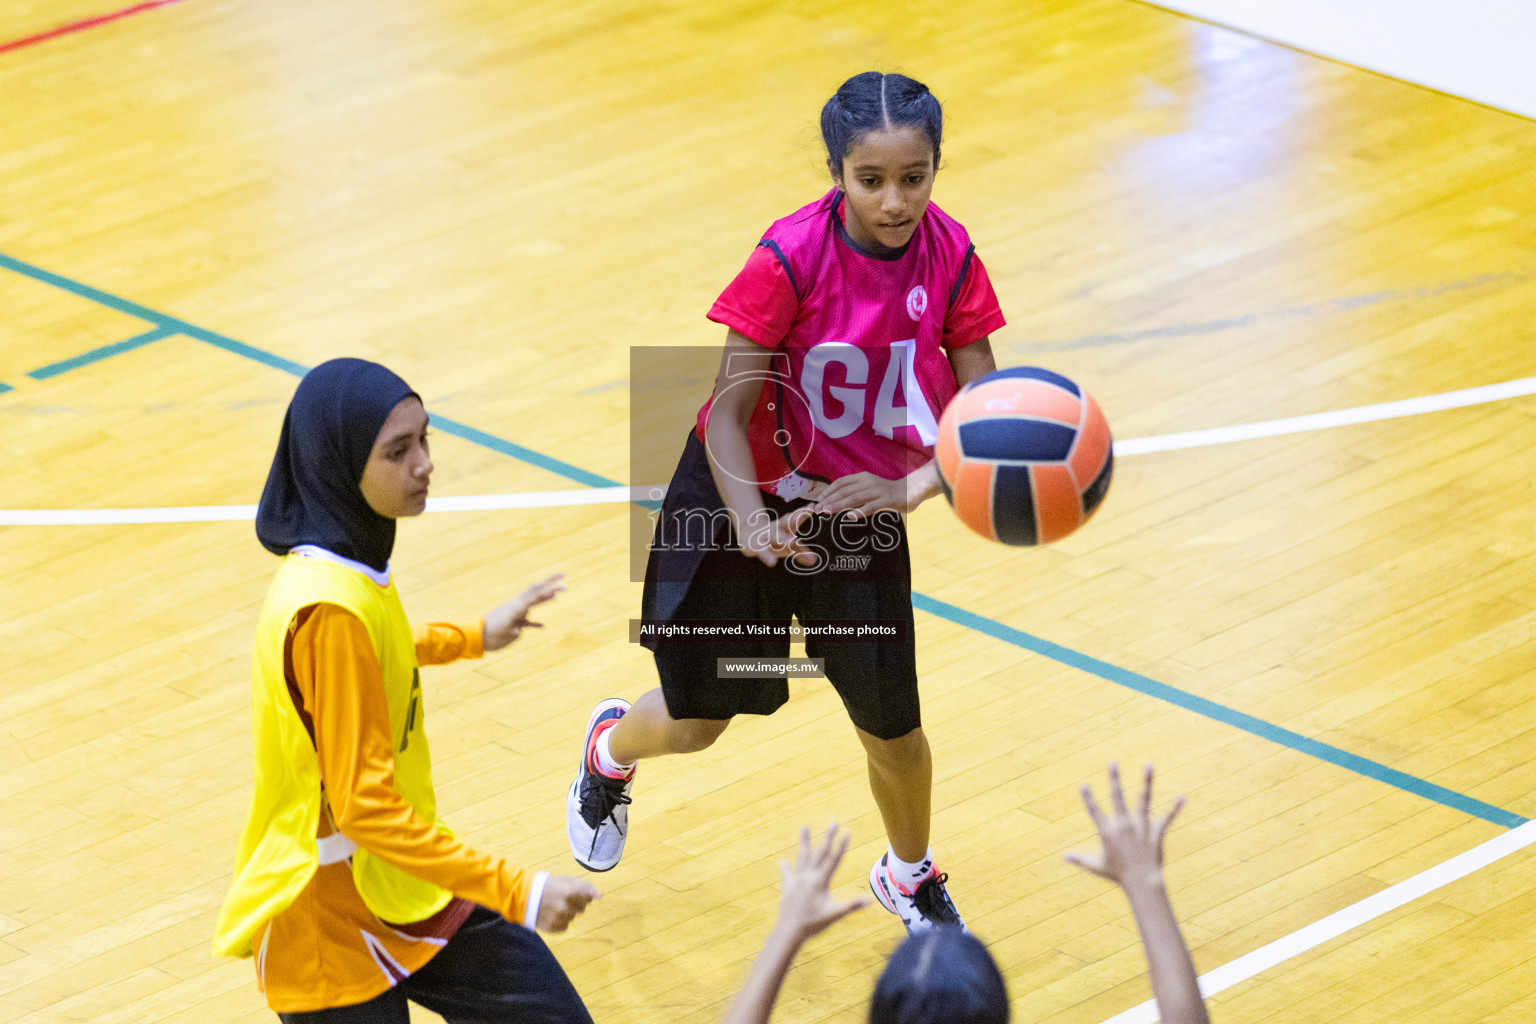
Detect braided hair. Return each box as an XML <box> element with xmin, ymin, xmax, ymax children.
<box><xmin>820</xmin><ymin>72</ymin><xmax>943</xmax><ymax>177</ymax></box>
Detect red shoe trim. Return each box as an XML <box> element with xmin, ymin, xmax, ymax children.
<box><xmin>886</xmin><ymin>861</ymin><xmax>938</xmax><ymax>899</ymax></box>
<box><xmin>587</xmin><ymin>718</ymin><xmax>632</xmax><ymax>779</ymax></box>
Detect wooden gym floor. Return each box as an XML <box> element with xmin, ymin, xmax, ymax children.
<box><xmin>2</xmin><ymin>0</ymin><xmax>1535</xmax><ymax>1021</ymax></box>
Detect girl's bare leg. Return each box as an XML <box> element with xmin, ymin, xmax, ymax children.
<box><xmin>856</xmin><ymin>725</ymin><xmax>932</xmax><ymax>863</ymax></box>
<box><xmin>607</xmin><ymin>687</ymin><xmax>730</xmax><ymax>763</ymax></box>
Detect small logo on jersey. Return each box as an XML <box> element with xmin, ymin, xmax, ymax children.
<box><xmin>772</xmin><ymin>472</ymin><xmax>814</xmax><ymax>500</ymax></box>
<box><xmin>905</xmin><ymin>285</ymin><xmax>928</xmax><ymax>321</ymax></box>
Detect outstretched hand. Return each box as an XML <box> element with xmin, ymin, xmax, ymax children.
<box><xmin>775</xmin><ymin>824</ymin><xmax>869</xmax><ymax>943</ymax></box>
<box><xmin>722</xmin><ymin>824</ymin><xmax>871</xmax><ymax>1024</ymax></box>
<box><xmin>1066</xmin><ymin>763</ymin><xmax>1185</xmax><ymax>892</ymax></box>
<box><xmin>1066</xmin><ymin>765</ymin><xmax>1209</xmax><ymax>1024</ymax></box>
<box><xmin>483</xmin><ymin>573</ymin><xmax>565</xmax><ymax>651</ymax></box>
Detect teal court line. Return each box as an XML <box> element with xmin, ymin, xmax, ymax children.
<box><xmin>426</xmin><ymin>417</ymin><xmax>620</xmax><ymax>490</ymax></box>
<box><xmin>913</xmin><ymin>594</ymin><xmax>1526</xmax><ymax>830</ymax></box>
<box><xmin>0</xmin><ymin>249</ymin><xmax>1523</xmax><ymax>828</ymax></box>
<box><xmin>28</xmin><ymin>324</ymin><xmax>179</xmax><ymax>380</ymax></box>
<box><xmin>0</xmin><ymin>382</ymin><xmax>12</xmax><ymax>394</ymax></box>
<box><xmin>0</xmin><ymin>251</ymin><xmax>615</xmax><ymax>489</ymax></box>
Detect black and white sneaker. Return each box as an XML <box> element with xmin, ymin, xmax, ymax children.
<box><xmin>869</xmin><ymin>853</ymin><xmax>966</xmax><ymax>932</ymax></box>
<box><xmin>566</xmin><ymin>698</ymin><xmax>634</xmax><ymax>872</ymax></box>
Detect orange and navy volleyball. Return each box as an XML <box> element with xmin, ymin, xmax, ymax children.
<box><xmin>935</xmin><ymin>367</ymin><xmax>1113</xmax><ymax>546</ymax></box>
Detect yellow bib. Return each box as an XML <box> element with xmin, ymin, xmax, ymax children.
<box><xmin>213</xmin><ymin>554</ymin><xmax>451</xmax><ymax>958</ymax></box>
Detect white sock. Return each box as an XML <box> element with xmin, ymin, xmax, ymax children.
<box><xmin>887</xmin><ymin>845</ymin><xmax>935</xmax><ymax>889</ymax></box>
<box><xmin>595</xmin><ymin>726</ymin><xmax>635</xmax><ymax>779</ymax></box>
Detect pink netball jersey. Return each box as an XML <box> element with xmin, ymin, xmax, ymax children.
<box><xmin>697</xmin><ymin>189</ymin><xmax>1006</xmax><ymax>494</ymax></box>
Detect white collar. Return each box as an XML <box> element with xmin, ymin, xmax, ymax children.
<box><xmin>290</xmin><ymin>544</ymin><xmax>391</xmax><ymax>587</ymax></box>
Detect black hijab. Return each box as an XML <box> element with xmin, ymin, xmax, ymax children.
<box><xmin>256</xmin><ymin>358</ymin><xmax>419</xmax><ymax>572</ymax></box>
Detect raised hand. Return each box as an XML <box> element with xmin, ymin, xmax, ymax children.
<box><xmin>774</xmin><ymin>824</ymin><xmax>869</xmax><ymax>943</ymax></box>
<box><xmin>1066</xmin><ymin>764</ymin><xmax>1209</xmax><ymax>1024</ymax></box>
<box><xmin>483</xmin><ymin>573</ymin><xmax>566</xmax><ymax>651</ymax></box>
<box><xmin>1065</xmin><ymin>763</ymin><xmax>1184</xmax><ymax>891</ymax></box>
<box><xmin>721</xmin><ymin>825</ymin><xmax>867</xmax><ymax>1024</ymax></box>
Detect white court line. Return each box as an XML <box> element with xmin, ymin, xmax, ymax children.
<box><xmin>0</xmin><ymin>504</ymin><xmax>261</xmax><ymax>525</ymax></box>
<box><xmin>1101</xmin><ymin>818</ymin><xmax>1536</xmax><ymax>1023</ymax></box>
<box><xmin>1113</xmin><ymin>373</ymin><xmax>1536</xmax><ymax>455</ymax></box>
<box><xmin>3</xmin><ymin>374</ymin><xmax>1535</xmax><ymax>526</ymax></box>
<box><xmin>428</xmin><ymin>487</ymin><xmax>657</xmax><ymax>511</ymax></box>
<box><xmin>0</xmin><ymin>487</ymin><xmax>653</xmax><ymax>526</ymax></box>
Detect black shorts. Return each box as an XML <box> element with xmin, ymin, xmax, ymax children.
<box><xmin>640</xmin><ymin>430</ymin><xmax>920</xmax><ymax>741</ymax></box>
<box><xmin>276</xmin><ymin>905</ymin><xmax>590</xmax><ymax>1023</ymax></box>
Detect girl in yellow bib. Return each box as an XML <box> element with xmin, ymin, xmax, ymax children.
<box><xmin>215</xmin><ymin>358</ymin><xmax>599</xmax><ymax>1022</ymax></box>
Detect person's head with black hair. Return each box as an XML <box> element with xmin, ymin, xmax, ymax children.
<box><xmin>818</xmin><ymin>72</ymin><xmax>945</xmax><ymax>254</ymax></box>
<box><xmin>256</xmin><ymin>357</ymin><xmax>432</xmax><ymax>573</ymax></box>
<box><xmin>725</xmin><ymin>770</ymin><xmax>1209</xmax><ymax>1024</ymax></box>
<box><xmin>869</xmin><ymin>928</ymin><xmax>1009</xmax><ymax>1024</ymax></box>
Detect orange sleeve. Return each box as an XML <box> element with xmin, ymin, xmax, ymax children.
<box><xmin>413</xmin><ymin>620</ymin><xmax>484</xmax><ymax>666</ymax></box>
<box><xmin>290</xmin><ymin>604</ymin><xmax>535</xmax><ymax>925</ymax></box>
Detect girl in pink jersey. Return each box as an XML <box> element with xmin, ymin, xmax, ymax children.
<box><xmin>567</xmin><ymin>72</ymin><xmax>1004</xmax><ymax>932</ymax></box>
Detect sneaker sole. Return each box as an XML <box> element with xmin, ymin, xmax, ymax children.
<box><xmin>568</xmin><ymin>779</ymin><xmax>622</xmax><ymax>872</ymax></box>
<box><xmin>568</xmin><ymin>698</ymin><xmax>632</xmax><ymax>872</ymax></box>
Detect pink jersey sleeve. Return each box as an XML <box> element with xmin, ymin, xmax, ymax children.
<box><xmin>941</xmin><ymin>251</ymin><xmax>1006</xmax><ymax>349</ymax></box>
<box><xmin>707</xmin><ymin>245</ymin><xmax>798</xmax><ymax>348</ymax></box>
